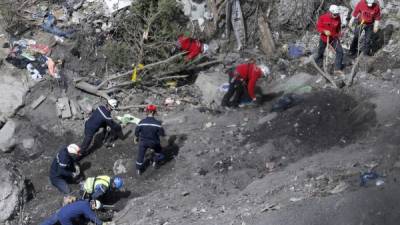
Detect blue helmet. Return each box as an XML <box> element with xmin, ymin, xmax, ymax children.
<box><xmin>113</xmin><ymin>176</ymin><xmax>124</xmax><ymax>189</ymax></box>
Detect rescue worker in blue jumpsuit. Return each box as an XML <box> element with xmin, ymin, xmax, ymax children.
<box><xmin>39</xmin><ymin>199</ymin><xmax>108</xmax><ymax>225</ymax></box>
<box><xmin>49</xmin><ymin>144</ymin><xmax>81</xmax><ymax>194</ymax></box>
<box><xmin>80</xmin><ymin>99</ymin><xmax>122</xmax><ymax>156</ymax></box>
<box><xmin>134</xmin><ymin>104</ymin><xmax>166</xmax><ymax>175</ymax></box>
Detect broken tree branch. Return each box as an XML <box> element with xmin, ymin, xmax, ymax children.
<box><xmin>305</xmin><ymin>56</ymin><xmax>338</xmax><ymax>88</ymax></box>
<box><xmin>347</xmin><ymin>54</ymin><xmax>363</xmax><ymax>86</ymax></box>
<box><xmin>96</xmin><ymin>52</ymin><xmax>186</xmax><ymax>90</ymax></box>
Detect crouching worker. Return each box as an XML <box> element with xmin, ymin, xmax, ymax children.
<box><xmin>40</xmin><ymin>199</ymin><xmax>111</xmax><ymax>225</ymax></box>
<box><xmin>50</xmin><ymin>144</ymin><xmax>81</xmax><ymax>194</ymax></box>
<box><xmin>81</xmin><ymin>175</ymin><xmax>124</xmax><ymax>201</ymax></box>
<box><xmin>134</xmin><ymin>104</ymin><xmax>166</xmax><ymax>175</ymax></box>
<box><xmin>80</xmin><ymin>99</ymin><xmax>123</xmax><ymax>157</ymax></box>
<box><xmin>221</xmin><ymin>59</ymin><xmax>270</xmax><ymax>108</ymax></box>
<box><xmin>174</xmin><ymin>34</ymin><xmax>209</xmax><ymax>62</ymax></box>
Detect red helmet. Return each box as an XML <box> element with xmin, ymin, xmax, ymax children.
<box><xmin>146</xmin><ymin>104</ymin><xmax>157</xmax><ymax>112</ymax></box>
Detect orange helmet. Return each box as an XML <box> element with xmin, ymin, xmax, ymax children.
<box><xmin>146</xmin><ymin>104</ymin><xmax>157</xmax><ymax>113</ymax></box>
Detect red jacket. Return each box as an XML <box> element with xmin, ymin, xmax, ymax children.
<box><xmin>352</xmin><ymin>0</ymin><xmax>381</xmax><ymax>25</ymax></box>
<box><xmin>234</xmin><ymin>63</ymin><xmax>262</xmax><ymax>100</ymax></box>
<box><xmin>316</xmin><ymin>12</ymin><xmax>342</xmax><ymax>43</ymax></box>
<box><xmin>178</xmin><ymin>36</ymin><xmax>203</xmax><ymax>61</ymax></box>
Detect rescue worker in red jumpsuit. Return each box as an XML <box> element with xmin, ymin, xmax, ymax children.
<box><xmin>176</xmin><ymin>35</ymin><xmax>209</xmax><ymax>62</ymax></box>
<box><xmin>221</xmin><ymin>60</ymin><xmax>270</xmax><ymax>108</ymax></box>
<box><xmin>315</xmin><ymin>5</ymin><xmax>344</xmax><ymax>75</ymax></box>
<box><xmin>349</xmin><ymin>0</ymin><xmax>381</xmax><ymax>56</ymax></box>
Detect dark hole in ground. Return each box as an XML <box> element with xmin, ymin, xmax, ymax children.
<box><xmin>248</xmin><ymin>90</ymin><xmax>377</xmax><ymax>151</ymax></box>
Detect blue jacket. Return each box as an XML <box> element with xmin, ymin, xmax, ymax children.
<box><xmin>58</xmin><ymin>200</ymin><xmax>102</xmax><ymax>225</ymax></box>
<box><xmin>50</xmin><ymin>146</ymin><xmax>75</xmax><ymax>178</ymax></box>
<box><xmin>85</xmin><ymin>105</ymin><xmax>121</xmax><ymax>135</ymax></box>
<box><xmin>135</xmin><ymin>116</ymin><xmax>165</xmax><ymax>144</ymax></box>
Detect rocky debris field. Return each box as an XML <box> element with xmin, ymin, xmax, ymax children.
<box><xmin>1</xmin><ymin>0</ymin><xmax>400</xmax><ymax>225</ymax></box>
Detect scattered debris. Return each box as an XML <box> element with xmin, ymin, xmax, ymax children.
<box><xmin>56</xmin><ymin>97</ymin><xmax>72</xmax><ymax>119</ymax></box>
<box><xmin>30</xmin><ymin>95</ymin><xmax>47</xmax><ymax>109</ymax></box>
<box><xmin>360</xmin><ymin>172</ymin><xmax>380</xmax><ymax>186</ymax></box>
<box><xmin>328</xmin><ymin>181</ymin><xmax>348</xmax><ymax>194</ymax></box>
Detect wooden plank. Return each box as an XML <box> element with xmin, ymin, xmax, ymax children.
<box><xmin>30</xmin><ymin>95</ymin><xmax>46</xmax><ymax>109</ymax></box>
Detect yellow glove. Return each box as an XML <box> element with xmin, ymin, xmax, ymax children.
<box><xmin>324</xmin><ymin>30</ymin><xmax>331</xmax><ymax>36</ymax></box>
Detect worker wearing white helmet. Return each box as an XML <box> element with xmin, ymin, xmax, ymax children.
<box><xmin>348</xmin><ymin>0</ymin><xmax>381</xmax><ymax>56</ymax></box>
<box><xmin>314</xmin><ymin>5</ymin><xmax>345</xmax><ymax>75</ymax></box>
<box><xmin>221</xmin><ymin>59</ymin><xmax>270</xmax><ymax>108</ymax></box>
<box><xmin>80</xmin><ymin>99</ymin><xmax>123</xmax><ymax>157</ymax></box>
<box><xmin>49</xmin><ymin>144</ymin><xmax>81</xmax><ymax>194</ymax></box>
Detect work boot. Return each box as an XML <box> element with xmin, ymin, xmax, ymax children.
<box><xmin>136</xmin><ymin>169</ymin><xmax>143</xmax><ymax>176</ymax></box>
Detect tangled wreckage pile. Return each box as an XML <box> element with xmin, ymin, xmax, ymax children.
<box><xmin>1</xmin><ymin>0</ymin><xmax>400</xmax><ymax>224</ymax></box>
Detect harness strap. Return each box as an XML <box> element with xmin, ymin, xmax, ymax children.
<box><xmin>56</xmin><ymin>153</ymin><xmax>68</xmax><ymax>167</ymax></box>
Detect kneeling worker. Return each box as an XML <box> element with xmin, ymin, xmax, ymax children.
<box><xmin>134</xmin><ymin>104</ymin><xmax>166</xmax><ymax>175</ymax></box>
<box><xmin>81</xmin><ymin>175</ymin><xmax>124</xmax><ymax>201</ymax></box>
<box><xmin>49</xmin><ymin>144</ymin><xmax>81</xmax><ymax>194</ymax></box>
<box><xmin>40</xmin><ymin>199</ymin><xmax>110</xmax><ymax>225</ymax></box>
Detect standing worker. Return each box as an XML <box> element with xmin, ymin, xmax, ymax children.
<box><xmin>175</xmin><ymin>35</ymin><xmax>209</xmax><ymax>62</ymax></box>
<box><xmin>134</xmin><ymin>104</ymin><xmax>166</xmax><ymax>175</ymax></box>
<box><xmin>81</xmin><ymin>175</ymin><xmax>124</xmax><ymax>201</ymax></box>
<box><xmin>49</xmin><ymin>144</ymin><xmax>81</xmax><ymax>194</ymax></box>
<box><xmin>349</xmin><ymin>0</ymin><xmax>381</xmax><ymax>56</ymax></box>
<box><xmin>80</xmin><ymin>99</ymin><xmax>123</xmax><ymax>157</ymax></box>
<box><xmin>221</xmin><ymin>59</ymin><xmax>270</xmax><ymax>108</ymax></box>
<box><xmin>40</xmin><ymin>199</ymin><xmax>110</xmax><ymax>225</ymax></box>
<box><xmin>315</xmin><ymin>5</ymin><xmax>344</xmax><ymax>75</ymax></box>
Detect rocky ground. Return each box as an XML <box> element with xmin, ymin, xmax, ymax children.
<box><xmin>1</xmin><ymin>0</ymin><xmax>400</xmax><ymax>225</ymax></box>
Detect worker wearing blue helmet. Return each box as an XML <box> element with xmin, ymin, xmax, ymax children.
<box><xmin>81</xmin><ymin>175</ymin><xmax>124</xmax><ymax>201</ymax></box>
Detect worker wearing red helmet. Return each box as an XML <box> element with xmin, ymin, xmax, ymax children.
<box><xmin>176</xmin><ymin>35</ymin><xmax>209</xmax><ymax>62</ymax></box>
<box><xmin>349</xmin><ymin>0</ymin><xmax>381</xmax><ymax>56</ymax></box>
<box><xmin>315</xmin><ymin>5</ymin><xmax>344</xmax><ymax>75</ymax></box>
<box><xmin>134</xmin><ymin>104</ymin><xmax>166</xmax><ymax>175</ymax></box>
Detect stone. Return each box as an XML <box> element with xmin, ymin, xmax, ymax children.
<box><xmin>195</xmin><ymin>71</ymin><xmax>227</xmax><ymax>105</ymax></box>
<box><xmin>0</xmin><ymin>159</ymin><xmax>24</xmax><ymax>223</ymax></box>
<box><xmin>113</xmin><ymin>159</ymin><xmax>129</xmax><ymax>175</ymax></box>
<box><xmin>22</xmin><ymin>138</ymin><xmax>35</xmax><ymax>149</ymax></box>
<box><xmin>0</xmin><ymin>120</ymin><xmax>18</xmax><ymax>152</ymax></box>
<box><xmin>257</xmin><ymin>112</ymin><xmax>278</xmax><ymax>125</ymax></box>
<box><xmin>69</xmin><ymin>99</ymin><xmax>83</xmax><ymax>120</ymax></box>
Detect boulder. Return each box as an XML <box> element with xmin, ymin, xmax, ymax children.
<box><xmin>0</xmin><ymin>70</ymin><xmax>28</xmax><ymax>120</ymax></box>
<box><xmin>0</xmin><ymin>159</ymin><xmax>24</xmax><ymax>223</ymax></box>
<box><xmin>270</xmin><ymin>72</ymin><xmax>315</xmax><ymax>94</ymax></box>
<box><xmin>194</xmin><ymin>71</ymin><xmax>227</xmax><ymax>105</ymax></box>
<box><xmin>0</xmin><ymin>120</ymin><xmax>18</xmax><ymax>152</ymax></box>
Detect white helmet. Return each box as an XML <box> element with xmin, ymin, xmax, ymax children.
<box><xmin>67</xmin><ymin>144</ymin><xmax>80</xmax><ymax>155</ymax></box>
<box><xmin>202</xmin><ymin>44</ymin><xmax>209</xmax><ymax>54</ymax></box>
<box><xmin>108</xmin><ymin>99</ymin><xmax>118</xmax><ymax>109</ymax></box>
<box><xmin>329</xmin><ymin>5</ymin><xmax>340</xmax><ymax>15</ymax></box>
<box><xmin>259</xmin><ymin>64</ymin><xmax>270</xmax><ymax>77</ymax></box>
<box><xmin>91</xmin><ymin>200</ymin><xmax>102</xmax><ymax>210</ymax></box>
<box><xmin>366</xmin><ymin>0</ymin><xmax>375</xmax><ymax>7</ymax></box>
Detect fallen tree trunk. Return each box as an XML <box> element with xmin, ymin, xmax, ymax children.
<box><xmin>74</xmin><ymin>81</ymin><xmax>111</xmax><ymax>100</ymax></box>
